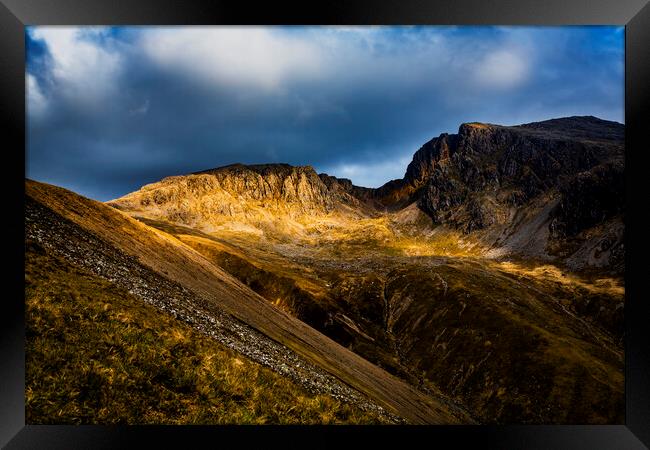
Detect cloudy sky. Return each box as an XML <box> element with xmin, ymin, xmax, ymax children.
<box><xmin>26</xmin><ymin>26</ymin><xmax>624</xmax><ymax>201</ymax></box>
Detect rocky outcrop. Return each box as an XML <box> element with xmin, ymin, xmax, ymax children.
<box><xmin>404</xmin><ymin>133</ymin><xmax>458</xmax><ymax>188</ymax></box>
<box><xmin>368</xmin><ymin>116</ymin><xmax>624</xmax><ymax>269</ymax></box>
<box><xmin>194</xmin><ymin>163</ymin><xmax>332</xmax><ymax>209</ymax></box>
<box><xmin>549</xmin><ymin>160</ymin><xmax>624</xmax><ymax>239</ymax></box>
<box><xmin>403</xmin><ymin>117</ymin><xmax>624</xmax><ymax>231</ymax></box>
<box><xmin>318</xmin><ymin>173</ymin><xmax>384</xmax><ymax>212</ymax></box>
<box><xmin>108</xmin><ymin>163</ymin><xmax>374</xmax><ymax>233</ymax></box>
<box><xmin>548</xmin><ymin>160</ymin><xmax>625</xmax><ymax>273</ymax></box>
<box><xmin>109</xmin><ymin>116</ymin><xmax>624</xmax><ymax>271</ymax></box>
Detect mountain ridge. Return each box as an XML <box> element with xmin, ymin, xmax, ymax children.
<box><xmin>108</xmin><ymin>115</ymin><xmax>624</xmax><ymax>273</ymax></box>
<box><xmin>26</xmin><ymin>178</ymin><xmax>471</xmax><ymax>424</ymax></box>
<box><xmin>27</xmin><ymin>115</ymin><xmax>625</xmax><ymax>424</ymax></box>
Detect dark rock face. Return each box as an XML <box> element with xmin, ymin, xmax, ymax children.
<box><xmin>404</xmin><ymin>133</ymin><xmax>458</xmax><ymax>188</ymax></box>
<box><xmin>360</xmin><ymin>116</ymin><xmax>624</xmax><ymax>268</ymax></box>
<box><xmin>550</xmin><ymin>160</ymin><xmax>624</xmax><ymax>238</ymax></box>
<box><xmin>403</xmin><ymin>117</ymin><xmax>624</xmax><ymax>231</ymax></box>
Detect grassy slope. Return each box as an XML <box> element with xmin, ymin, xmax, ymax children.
<box><xmin>178</xmin><ymin>234</ymin><xmax>624</xmax><ymax>424</ymax></box>
<box><xmin>133</xmin><ymin>213</ymin><xmax>624</xmax><ymax>424</ymax></box>
<box><xmin>25</xmin><ymin>243</ymin><xmax>385</xmax><ymax>424</ymax></box>
<box><xmin>26</xmin><ymin>179</ymin><xmax>468</xmax><ymax>424</ymax></box>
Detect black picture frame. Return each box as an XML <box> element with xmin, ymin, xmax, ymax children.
<box><xmin>2</xmin><ymin>1</ymin><xmax>649</xmax><ymax>448</ymax></box>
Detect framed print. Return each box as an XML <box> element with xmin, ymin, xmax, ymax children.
<box><xmin>2</xmin><ymin>0</ymin><xmax>649</xmax><ymax>448</ymax></box>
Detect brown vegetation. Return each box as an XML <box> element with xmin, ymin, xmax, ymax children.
<box><xmin>25</xmin><ymin>245</ymin><xmax>386</xmax><ymax>424</ymax></box>
<box><xmin>26</xmin><ymin>116</ymin><xmax>625</xmax><ymax>424</ymax></box>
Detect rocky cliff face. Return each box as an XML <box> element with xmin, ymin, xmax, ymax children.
<box><xmin>375</xmin><ymin>116</ymin><xmax>623</xmax><ymax>231</ymax></box>
<box><xmin>549</xmin><ymin>160</ymin><xmax>624</xmax><ymax>238</ymax></box>
<box><xmin>189</xmin><ymin>163</ymin><xmax>335</xmax><ymax>212</ymax></box>
<box><xmin>108</xmin><ymin>163</ymin><xmax>374</xmax><ymax>234</ymax></box>
<box><xmin>368</xmin><ymin>116</ymin><xmax>624</xmax><ymax>270</ymax></box>
<box><xmin>110</xmin><ymin>116</ymin><xmax>624</xmax><ymax>272</ymax></box>
<box><xmin>317</xmin><ymin>173</ymin><xmax>384</xmax><ymax>212</ymax></box>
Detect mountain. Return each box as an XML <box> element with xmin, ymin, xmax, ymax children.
<box><xmin>109</xmin><ymin>116</ymin><xmax>624</xmax><ymax>273</ymax></box>
<box><xmin>377</xmin><ymin>116</ymin><xmax>624</xmax><ymax>272</ymax></box>
<box><xmin>102</xmin><ymin>116</ymin><xmax>624</xmax><ymax>424</ymax></box>
<box><xmin>26</xmin><ymin>117</ymin><xmax>625</xmax><ymax>424</ymax></box>
<box><xmin>25</xmin><ymin>179</ymin><xmax>470</xmax><ymax>425</ymax></box>
<box><xmin>109</xmin><ymin>163</ymin><xmax>376</xmax><ymax>241</ymax></box>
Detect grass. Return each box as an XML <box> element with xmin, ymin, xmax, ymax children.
<box><xmin>380</xmin><ymin>261</ymin><xmax>624</xmax><ymax>424</ymax></box>
<box><xmin>159</xmin><ymin>221</ymin><xmax>624</xmax><ymax>423</ymax></box>
<box><xmin>25</xmin><ymin>242</ymin><xmax>387</xmax><ymax>425</ymax></box>
<box><xmin>26</xmin><ymin>180</ymin><xmax>468</xmax><ymax>425</ymax></box>
<box><xmin>134</xmin><ymin>209</ymin><xmax>625</xmax><ymax>423</ymax></box>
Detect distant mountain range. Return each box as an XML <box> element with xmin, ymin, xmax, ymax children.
<box><xmin>26</xmin><ymin>116</ymin><xmax>625</xmax><ymax>424</ymax></box>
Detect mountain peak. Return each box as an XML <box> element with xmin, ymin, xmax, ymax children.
<box><xmin>194</xmin><ymin>162</ymin><xmax>317</xmax><ymax>177</ymax></box>
<box><xmin>517</xmin><ymin>115</ymin><xmax>621</xmax><ymax>127</ymax></box>
<box><xmin>110</xmin><ymin>115</ymin><xmax>623</xmax><ymax>264</ymax></box>
<box><xmin>510</xmin><ymin>115</ymin><xmax>624</xmax><ymax>142</ymax></box>
<box><xmin>458</xmin><ymin>122</ymin><xmax>494</xmax><ymax>134</ymax></box>
<box><xmin>109</xmin><ymin>160</ymin><xmax>349</xmax><ymax>233</ymax></box>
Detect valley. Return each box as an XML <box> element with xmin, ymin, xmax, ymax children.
<box><xmin>134</xmin><ymin>205</ymin><xmax>624</xmax><ymax>424</ymax></box>
<box><xmin>26</xmin><ymin>116</ymin><xmax>625</xmax><ymax>424</ymax></box>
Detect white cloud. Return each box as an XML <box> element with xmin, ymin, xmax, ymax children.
<box><xmin>473</xmin><ymin>48</ymin><xmax>530</xmax><ymax>89</ymax></box>
<box><xmin>322</xmin><ymin>153</ymin><xmax>413</xmax><ymax>188</ymax></box>
<box><xmin>135</xmin><ymin>27</ymin><xmax>456</xmax><ymax>94</ymax></box>
<box><xmin>29</xmin><ymin>27</ymin><xmax>122</xmax><ymax>104</ymax></box>
<box><xmin>138</xmin><ymin>27</ymin><xmax>325</xmax><ymax>90</ymax></box>
<box><xmin>26</xmin><ymin>74</ymin><xmax>47</xmax><ymax>117</ymax></box>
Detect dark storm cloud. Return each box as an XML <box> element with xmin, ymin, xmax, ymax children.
<box><xmin>26</xmin><ymin>26</ymin><xmax>624</xmax><ymax>201</ymax></box>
